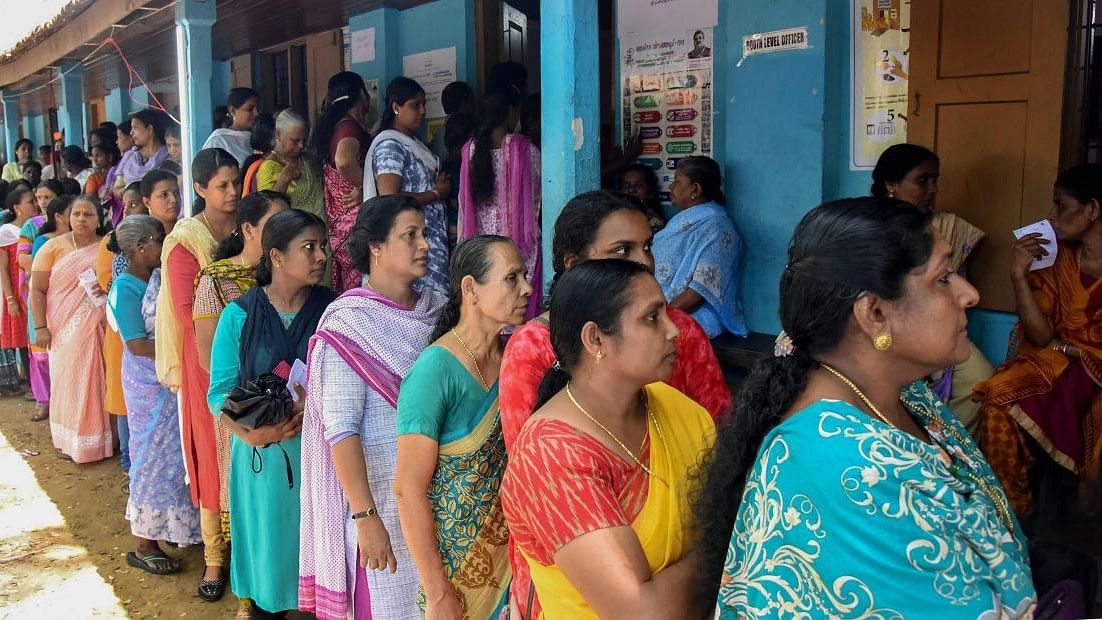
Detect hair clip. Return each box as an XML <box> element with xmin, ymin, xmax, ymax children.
<box><xmin>552</xmin><ymin>360</ymin><xmax>563</xmax><ymax>371</ymax></box>
<box><xmin>774</xmin><ymin>332</ymin><xmax>795</xmax><ymax>358</ymax></box>
<box><xmin>331</xmin><ymin>95</ymin><xmax>351</xmax><ymax>103</ymax></box>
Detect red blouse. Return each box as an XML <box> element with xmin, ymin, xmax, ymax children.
<box><xmin>498</xmin><ymin>308</ymin><xmax>729</xmax><ymax>618</ymax></box>
<box><xmin>499</xmin><ymin>308</ymin><xmax>730</xmax><ymax>451</ymax></box>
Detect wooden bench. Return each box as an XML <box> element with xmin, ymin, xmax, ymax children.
<box><xmin>711</xmin><ymin>331</ymin><xmax>776</xmax><ymax>377</ymax></box>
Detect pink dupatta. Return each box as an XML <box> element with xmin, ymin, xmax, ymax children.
<box><xmin>458</xmin><ymin>134</ymin><xmax>542</xmax><ymax>316</ymax></box>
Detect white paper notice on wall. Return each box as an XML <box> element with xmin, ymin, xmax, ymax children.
<box><xmin>402</xmin><ymin>47</ymin><xmax>457</xmax><ymax>119</ymax></box>
<box><xmin>1012</xmin><ymin>219</ymin><xmax>1059</xmax><ymax>271</ymax></box>
<box><xmin>617</xmin><ymin>0</ymin><xmax>718</xmax><ymax>36</ymax></box>
<box><xmin>742</xmin><ymin>27</ymin><xmax>809</xmax><ymax>59</ymax></box>
<box><xmin>351</xmin><ymin>28</ymin><xmax>376</xmax><ymax>64</ymax></box>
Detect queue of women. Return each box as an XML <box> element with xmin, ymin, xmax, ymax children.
<box><xmin>4</xmin><ymin>63</ymin><xmax>1097</xmax><ymax>618</ymax></box>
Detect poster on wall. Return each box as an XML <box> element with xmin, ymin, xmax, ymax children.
<box><xmin>402</xmin><ymin>47</ymin><xmax>457</xmax><ymax>119</ymax></box>
<box><xmin>620</xmin><ymin>28</ymin><xmax>714</xmax><ymax>199</ymax></box>
<box><xmin>617</xmin><ymin>0</ymin><xmax>718</xmax><ymax>36</ymax></box>
<box><xmin>850</xmin><ymin>0</ymin><xmax>910</xmax><ymax>170</ymax></box>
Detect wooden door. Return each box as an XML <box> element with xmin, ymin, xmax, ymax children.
<box><xmin>908</xmin><ymin>1</ymin><xmax>1070</xmax><ymax>310</ymax></box>
<box><xmin>307</xmin><ymin>31</ymin><xmax>343</xmax><ymax>123</ymax></box>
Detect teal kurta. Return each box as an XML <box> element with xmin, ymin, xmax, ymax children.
<box><xmin>718</xmin><ymin>382</ymin><xmax>1035</xmax><ymax>619</ymax></box>
<box><xmin>208</xmin><ymin>303</ymin><xmax>301</xmax><ymax>612</ymax></box>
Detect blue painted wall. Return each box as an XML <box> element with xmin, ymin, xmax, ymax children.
<box><xmin>718</xmin><ymin>1</ymin><xmax>827</xmax><ymax>334</ymax></box>
<box><xmin>349</xmin><ymin>0</ymin><xmax>476</xmax><ymax>122</ymax></box>
<box><xmin>211</xmin><ymin>59</ymin><xmax>231</xmax><ymax>113</ymax></box>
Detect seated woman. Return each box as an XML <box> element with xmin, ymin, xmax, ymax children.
<box><xmin>976</xmin><ymin>163</ymin><xmax>1102</xmax><ymax>516</ymax></box>
<box><xmin>207</xmin><ymin>208</ymin><xmax>336</xmax><ymax>616</ymax></box>
<box><xmin>618</xmin><ymin>163</ymin><xmax>665</xmax><ymax>232</ymax></box>
<box><xmin>698</xmin><ymin>198</ymin><xmax>1034</xmax><ymax>618</ymax></box>
<box><xmin>652</xmin><ymin>156</ymin><xmax>746</xmax><ymax>338</ymax></box>
<box><xmin>872</xmin><ymin>143</ymin><xmax>994</xmax><ymax>433</ymax></box>
<box><xmin>108</xmin><ymin>215</ymin><xmax>201</xmax><ymax>575</ymax></box>
<box><xmin>501</xmin><ymin>259</ymin><xmax>715</xmax><ymax>619</ymax></box>
<box><xmin>395</xmin><ymin>236</ymin><xmax>530</xmax><ymax>618</ymax></box>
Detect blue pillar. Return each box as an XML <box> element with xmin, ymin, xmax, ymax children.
<box><xmin>2</xmin><ymin>94</ymin><xmax>19</xmax><ymax>164</ymax></box>
<box><xmin>104</xmin><ymin>88</ymin><xmax>131</xmax><ymax>123</ymax></box>
<box><xmin>539</xmin><ymin>0</ymin><xmax>600</xmax><ymax>279</ymax></box>
<box><xmin>57</xmin><ymin>61</ymin><xmax>85</xmax><ymax>148</ymax></box>
<box><xmin>175</xmin><ymin>0</ymin><xmax>216</xmax><ymax>216</ymax></box>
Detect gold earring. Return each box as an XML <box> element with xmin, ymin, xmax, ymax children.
<box><xmin>595</xmin><ymin>350</ymin><xmax>604</xmax><ymax>363</ymax></box>
<box><xmin>873</xmin><ymin>332</ymin><xmax>893</xmax><ymax>351</ymax></box>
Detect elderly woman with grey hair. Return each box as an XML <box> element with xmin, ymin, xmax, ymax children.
<box><xmin>106</xmin><ymin>214</ymin><xmax>201</xmax><ymax>575</ymax></box>
<box><xmin>256</xmin><ymin>109</ymin><xmax>326</xmax><ymax>223</ymax></box>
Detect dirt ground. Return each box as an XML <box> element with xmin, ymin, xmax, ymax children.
<box><xmin>0</xmin><ymin>395</ymin><xmax>239</xmax><ymax>619</ymax></box>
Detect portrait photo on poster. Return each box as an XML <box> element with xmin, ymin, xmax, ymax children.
<box><xmin>687</xmin><ymin>29</ymin><xmax>712</xmax><ymax>59</ymax></box>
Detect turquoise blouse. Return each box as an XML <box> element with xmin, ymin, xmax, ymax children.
<box><xmin>718</xmin><ymin>382</ymin><xmax>1035</xmax><ymax>619</ymax></box>
<box><xmin>396</xmin><ymin>345</ymin><xmax>496</xmax><ymax>444</ymax></box>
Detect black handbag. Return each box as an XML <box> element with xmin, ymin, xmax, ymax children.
<box><xmin>220</xmin><ymin>373</ymin><xmax>294</xmax><ymax>430</ymax></box>
<box><xmin>219</xmin><ymin>372</ymin><xmax>296</xmax><ymax>489</ymax></box>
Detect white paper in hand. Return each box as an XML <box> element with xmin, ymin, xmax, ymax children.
<box><xmin>288</xmin><ymin>359</ymin><xmax>308</xmax><ymax>402</ymax></box>
<box><xmin>1012</xmin><ymin>219</ymin><xmax>1058</xmax><ymax>271</ymax></box>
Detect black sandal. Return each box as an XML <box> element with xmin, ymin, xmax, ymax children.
<box><xmin>126</xmin><ymin>550</ymin><xmax>181</xmax><ymax>575</ymax></box>
<box><xmin>198</xmin><ymin>575</ymin><xmax>226</xmax><ymax>602</ymax></box>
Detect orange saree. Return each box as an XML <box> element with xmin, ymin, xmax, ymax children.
<box><xmin>975</xmin><ymin>247</ymin><xmax>1102</xmax><ymax>515</ymax></box>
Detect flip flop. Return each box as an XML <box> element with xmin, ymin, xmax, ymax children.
<box><xmin>126</xmin><ymin>551</ymin><xmax>181</xmax><ymax>575</ymax></box>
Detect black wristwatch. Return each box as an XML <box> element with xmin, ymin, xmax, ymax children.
<box><xmin>351</xmin><ymin>507</ymin><xmax>378</xmax><ymax>520</ymax></box>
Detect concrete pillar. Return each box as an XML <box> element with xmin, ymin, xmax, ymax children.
<box><xmin>2</xmin><ymin>94</ymin><xmax>19</xmax><ymax>164</ymax></box>
<box><xmin>539</xmin><ymin>0</ymin><xmax>600</xmax><ymax>281</ymax></box>
<box><xmin>175</xmin><ymin>0</ymin><xmax>216</xmax><ymax>216</ymax></box>
<box><xmin>57</xmin><ymin>61</ymin><xmax>86</xmax><ymax>148</ymax></box>
<box><xmin>104</xmin><ymin>88</ymin><xmax>131</xmax><ymax>124</ymax></box>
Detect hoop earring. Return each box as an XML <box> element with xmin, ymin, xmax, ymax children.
<box><xmin>873</xmin><ymin>332</ymin><xmax>893</xmax><ymax>351</ymax></box>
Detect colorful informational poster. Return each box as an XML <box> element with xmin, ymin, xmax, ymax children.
<box><xmin>402</xmin><ymin>47</ymin><xmax>457</xmax><ymax>119</ymax></box>
<box><xmin>620</xmin><ymin>28</ymin><xmax>713</xmax><ymax>199</ymax></box>
<box><xmin>851</xmin><ymin>0</ymin><xmax>911</xmax><ymax>169</ymax></box>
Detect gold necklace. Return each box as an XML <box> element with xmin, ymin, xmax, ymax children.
<box><xmin>820</xmin><ymin>362</ymin><xmax>1015</xmax><ymax>533</ymax></box>
<box><xmin>451</xmin><ymin>328</ymin><xmax>488</xmax><ymax>388</ymax></box>
<box><xmin>565</xmin><ymin>383</ymin><xmax>668</xmax><ymax>485</ymax></box>
<box><xmin>820</xmin><ymin>363</ymin><xmax>894</xmax><ymax>426</ymax></box>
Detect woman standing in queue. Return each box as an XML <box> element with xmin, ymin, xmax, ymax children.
<box><xmin>115</xmin><ymin>111</ymin><xmax>170</xmax><ymax>190</ymax></box>
<box><xmin>0</xmin><ymin>188</ymin><xmax>37</xmax><ymax>395</ymax></box>
<box><xmin>202</xmin><ymin>88</ymin><xmax>261</xmax><ymax>166</ymax></box>
<box><xmin>155</xmin><ymin>148</ymin><xmax>239</xmax><ymax>602</ymax></box>
<box><xmin>208</xmin><ymin>209</ymin><xmax>335</xmax><ymax>617</ymax></box>
<box><xmin>395</xmin><ymin>235</ymin><xmax>530</xmax><ymax>618</ymax></box>
<box><xmin>108</xmin><ymin>215</ymin><xmax>201</xmax><ymax>576</ymax></box>
<box><xmin>257</xmin><ymin>110</ymin><xmax>326</xmax><ymax>224</ymax></box>
<box><xmin>193</xmin><ymin>190</ymin><xmax>289</xmax><ymax>558</ymax></box>
<box><xmin>501</xmin><ymin>259</ymin><xmax>715</xmax><ymax>618</ymax></box>
<box><xmin>457</xmin><ymin>89</ymin><xmax>543</xmax><ymax>317</ymax></box>
<box><xmin>299</xmin><ymin>195</ymin><xmax>445</xmax><ymax>620</ymax></box>
<box><xmin>30</xmin><ymin>195</ymin><xmax>110</xmax><ymax>462</ymax></box>
<box><xmin>364</xmin><ymin>77</ymin><xmax>452</xmax><ymax>291</ymax></box>
<box><xmin>498</xmin><ymin>190</ymin><xmax>730</xmax><ymax>618</ymax></box>
<box><xmin>309</xmin><ymin>71</ymin><xmax>372</xmax><ymax>293</ymax></box>
<box><xmin>25</xmin><ymin>194</ymin><xmax>72</xmax><ymax>421</ymax></box>
<box><xmin>697</xmin><ymin>198</ymin><xmax>1034</xmax><ymax>618</ymax></box>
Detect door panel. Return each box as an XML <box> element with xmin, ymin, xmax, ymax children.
<box><xmin>909</xmin><ymin>0</ymin><xmax>1070</xmax><ymax>311</ymax></box>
